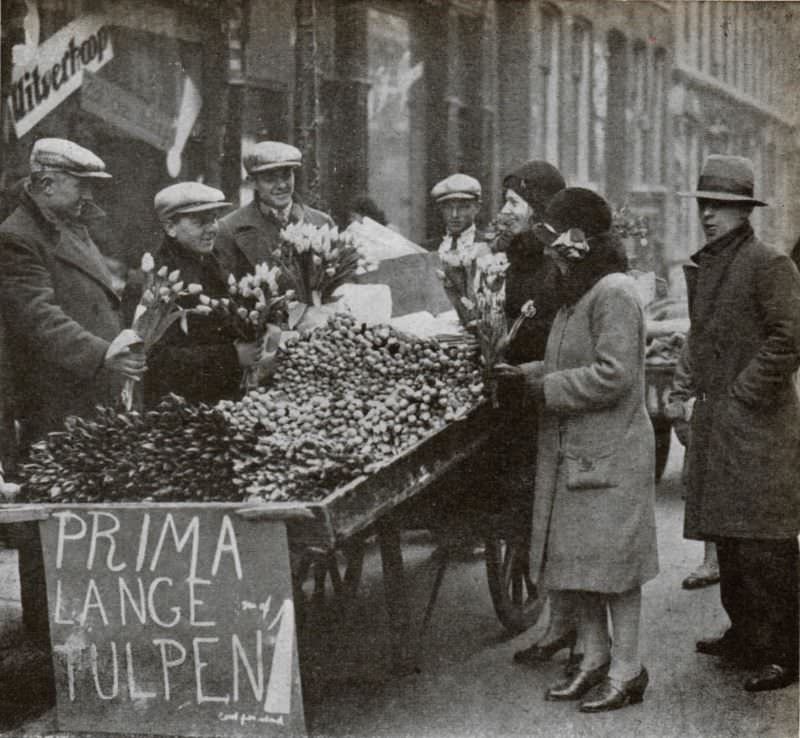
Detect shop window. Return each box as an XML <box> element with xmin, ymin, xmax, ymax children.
<box><xmin>540</xmin><ymin>4</ymin><xmax>561</xmax><ymax>166</ymax></box>
<box><xmin>572</xmin><ymin>18</ymin><xmax>592</xmax><ymax>184</ymax></box>
<box><xmin>631</xmin><ymin>41</ymin><xmax>648</xmax><ymax>184</ymax></box>
<box><xmin>455</xmin><ymin>12</ymin><xmax>482</xmax><ymax>175</ymax></box>
<box><xmin>365</xmin><ymin>8</ymin><xmax>421</xmax><ymax>237</ymax></box>
<box><xmin>652</xmin><ymin>48</ymin><xmax>667</xmax><ymax>183</ymax></box>
<box><xmin>238</xmin><ymin>85</ymin><xmax>290</xmax><ymax>205</ymax></box>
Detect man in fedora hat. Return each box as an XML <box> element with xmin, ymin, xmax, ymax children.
<box><xmin>677</xmin><ymin>154</ymin><xmax>800</xmax><ymax>691</ymax></box>
<box><xmin>0</xmin><ymin>138</ymin><xmax>146</xmax><ymax>642</ymax></box>
<box><xmin>215</xmin><ymin>141</ymin><xmax>334</xmax><ymax>279</ymax></box>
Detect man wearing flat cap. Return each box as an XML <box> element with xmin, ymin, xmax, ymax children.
<box><xmin>145</xmin><ymin>182</ymin><xmax>272</xmax><ymax>405</ymax></box>
<box><xmin>0</xmin><ymin>138</ymin><xmax>146</xmax><ymax>642</ymax></box>
<box><xmin>426</xmin><ymin>173</ymin><xmax>488</xmax><ymax>255</ymax></box>
<box><xmin>677</xmin><ymin>155</ymin><xmax>800</xmax><ymax>692</ymax></box>
<box><xmin>215</xmin><ymin>141</ymin><xmax>334</xmax><ymax>279</ymax></box>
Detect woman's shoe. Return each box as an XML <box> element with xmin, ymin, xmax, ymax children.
<box><xmin>545</xmin><ymin>661</ymin><xmax>609</xmax><ymax>701</ymax></box>
<box><xmin>564</xmin><ymin>651</ymin><xmax>584</xmax><ymax>676</ymax></box>
<box><xmin>513</xmin><ymin>629</ymin><xmax>578</xmax><ymax>666</ymax></box>
<box><xmin>579</xmin><ymin>668</ymin><xmax>649</xmax><ymax>712</ymax></box>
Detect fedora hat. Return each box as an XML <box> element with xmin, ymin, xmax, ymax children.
<box><xmin>678</xmin><ymin>155</ymin><xmax>767</xmax><ymax>206</ymax></box>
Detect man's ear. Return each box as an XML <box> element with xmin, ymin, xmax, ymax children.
<box><xmin>163</xmin><ymin>219</ymin><xmax>178</xmax><ymax>239</ymax></box>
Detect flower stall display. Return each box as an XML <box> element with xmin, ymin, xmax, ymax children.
<box><xmin>121</xmin><ymin>253</ymin><xmax>204</xmax><ymax>410</ymax></box>
<box><xmin>21</xmin><ymin>315</ymin><xmax>484</xmax><ymax>505</ymax></box>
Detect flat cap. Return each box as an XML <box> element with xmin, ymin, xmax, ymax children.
<box><xmin>30</xmin><ymin>138</ymin><xmax>111</xmax><ymax>179</ymax></box>
<box><xmin>431</xmin><ymin>173</ymin><xmax>481</xmax><ymax>202</ymax></box>
<box><xmin>243</xmin><ymin>141</ymin><xmax>302</xmax><ymax>174</ymax></box>
<box><xmin>154</xmin><ymin>182</ymin><xmax>231</xmax><ymax>221</ymax></box>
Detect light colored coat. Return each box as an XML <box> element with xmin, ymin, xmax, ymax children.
<box><xmin>529</xmin><ymin>273</ymin><xmax>659</xmax><ymax>593</ymax></box>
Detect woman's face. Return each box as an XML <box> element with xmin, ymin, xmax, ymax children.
<box><xmin>498</xmin><ymin>189</ymin><xmax>534</xmax><ymax>235</ymax></box>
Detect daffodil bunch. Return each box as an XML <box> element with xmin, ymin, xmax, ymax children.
<box><xmin>436</xmin><ymin>242</ymin><xmax>492</xmax><ymax>328</ymax></box>
<box><xmin>274</xmin><ymin>222</ymin><xmax>376</xmax><ymax>311</ymax></box>
<box><xmin>121</xmin><ymin>252</ymin><xmax>204</xmax><ymax>410</ymax></box>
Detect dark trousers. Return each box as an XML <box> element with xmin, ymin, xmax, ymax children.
<box><xmin>8</xmin><ymin>521</ymin><xmax>50</xmax><ymax>645</ymax></box>
<box><xmin>716</xmin><ymin>537</ymin><xmax>799</xmax><ymax>670</ymax></box>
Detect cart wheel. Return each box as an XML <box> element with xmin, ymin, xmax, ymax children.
<box><xmin>484</xmin><ymin>534</ymin><xmax>544</xmax><ymax>635</ymax></box>
<box><xmin>654</xmin><ymin>423</ymin><xmax>671</xmax><ymax>482</ymax></box>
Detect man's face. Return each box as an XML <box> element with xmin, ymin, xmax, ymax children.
<box><xmin>252</xmin><ymin>167</ymin><xmax>295</xmax><ymax>210</ymax></box>
<box><xmin>499</xmin><ymin>189</ymin><xmax>535</xmax><ymax>236</ymax></box>
<box><xmin>439</xmin><ymin>198</ymin><xmax>480</xmax><ymax>237</ymax></box>
<box><xmin>166</xmin><ymin>211</ymin><xmax>220</xmax><ymax>255</ymax></box>
<box><xmin>43</xmin><ymin>172</ymin><xmax>95</xmax><ymax>221</ymax></box>
<box><xmin>697</xmin><ymin>199</ymin><xmax>753</xmax><ymax>241</ymax></box>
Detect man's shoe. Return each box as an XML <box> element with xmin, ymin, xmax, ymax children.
<box><xmin>744</xmin><ymin>664</ymin><xmax>798</xmax><ymax>692</ymax></box>
<box><xmin>682</xmin><ymin>566</ymin><xmax>720</xmax><ymax>590</ymax></box>
<box><xmin>696</xmin><ymin>635</ymin><xmax>736</xmax><ymax>658</ymax></box>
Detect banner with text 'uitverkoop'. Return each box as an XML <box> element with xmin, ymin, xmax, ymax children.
<box><xmin>40</xmin><ymin>504</ymin><xmax>305</xmax><ymax>738</ymax></box>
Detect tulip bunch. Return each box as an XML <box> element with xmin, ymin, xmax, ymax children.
<box><xmin>198</xmin><ymin>263</ymin><xmax>288</xmax><ymax>389</ymax></box>
<box><xmin>436</xmin><ymin>242</ymin><xmax>492</xmax><ymax>328</ymax></box>
<box><xmin>274</xmin><ymin>222</ymin><xmax>376</xmax><ymax>315</ymax></box>
<box><xmin>122</xmin><ymin>252</ymin><xmax>204</xmax><ymax>410</ymax></box>
<box><xmin>205</xmin><ymin>263</ymin><xmax>288</xmax><ymax>342</ymax></box>
<box><xmin>470</xmin><ymin>253</ymin><xmax>514</xmax><ymax>407</ymax></box>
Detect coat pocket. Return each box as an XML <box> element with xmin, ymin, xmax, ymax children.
<box><xmin>563</xmin><ymin>450</ymin><xmax>618</xmax><ymax>491</ymax></box>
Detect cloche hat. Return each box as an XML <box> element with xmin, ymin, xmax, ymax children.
<box><xmin>678</xmin><ymin>155</ymin><xmax>767</xmax><ymax>207</ymax></box>
<box><xmin>535</xmin><ymin>187</ymin><xmax>612</xmax><ymax>244</ymax></box>
<box><xmin>503</xmin><ymin>160</ymin><xmax>565</xmax><ymax>212</ymax></box>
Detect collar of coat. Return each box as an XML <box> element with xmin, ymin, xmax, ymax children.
<box><xmin>238</xmin><ymin>195</ymin><xmax>308</xmax><ymax>230</ymax></box>
<box><xmin>691</xmin><ymin>221</ymin><xmax>754</xmax><ymax>263</ymax></box>
<box><xmin>17</xmin><ymin>186</ymin><xmax>118</xmax><ymax>297</ymax></box>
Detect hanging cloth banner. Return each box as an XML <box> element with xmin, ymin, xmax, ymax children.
<box><xmin>6</xmin><ymin>14</ymin><xmax>114</xmax><ymax>138</ymax></box>
<box><xmin>81</xmin><ymin>72</ymin><xmax>174</xmax><ymax>152</ymax></box>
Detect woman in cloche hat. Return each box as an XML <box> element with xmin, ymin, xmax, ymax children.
<box><xmin>496</xmin><ymin>188</ymin><xmax>658</xmax><ymax>712</ymax></box>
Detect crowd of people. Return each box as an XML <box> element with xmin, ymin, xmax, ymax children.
<box><xmin>0</xmin><ymin>135</ymin><xmax>797</xmax><ymax>715</ymax></box>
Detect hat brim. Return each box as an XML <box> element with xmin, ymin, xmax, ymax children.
<box><xmin>434</xmin><ymin>193</ymin><xmax>480</xmax><ymax>203</ymax></box>
<box><xmin>165</xmin><ymin>201</ymin><xmax>232</xmax><ymax>218</ymax></box>
<box><xmin>677</xmin><ymin>190</ymin><xmax>767</xmax><ymax>207</ymax></box>
<box><xmin>66</xmin><ymin>169</ymin><xmax>112</xmax><ymax>179</ymax></box>
<box><xmin>248</xmin><ymin>161</ymin><xmax>302</xmax><ymax>174</ymax></box>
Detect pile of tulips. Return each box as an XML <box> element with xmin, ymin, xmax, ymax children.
<box><xmin>219</xmin><ymin>314</ymin><xmax>483</xmax><ymax>501</ymax></box>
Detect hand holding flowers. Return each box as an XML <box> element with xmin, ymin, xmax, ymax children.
<box><xmin>121</xmin><ymin>252</ymin><xmax>205</xmax><ymax>410</ymax></box>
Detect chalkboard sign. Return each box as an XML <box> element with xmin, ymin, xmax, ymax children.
<box><xmin>39</xmin><ymin>505</ymin><xmax>305</xmax><ymax>738</ymax></box>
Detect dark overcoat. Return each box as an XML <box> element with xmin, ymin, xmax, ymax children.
<box><xmin>529</xmin><ymin>273</ymin><xmax>659</xmax><ymax>593</ymax></box>
<box><xmin>0</xmin><ymin>189</ymin><xmax>124</xmax><ymax>448</ymax></box>
<box><xmin>143</xmin><ymin>237</ymin><xmax>242</xmax><ymax>407</ymax></box>
<box><xmin>215</xmin><ymin>197</ymin><xmax>334</xmax><ymax>279</ymax></box>
<box><xmin>684</xmin><ymin>223</ymin><xmax>800</xmax><ymax>540</ymax></box>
